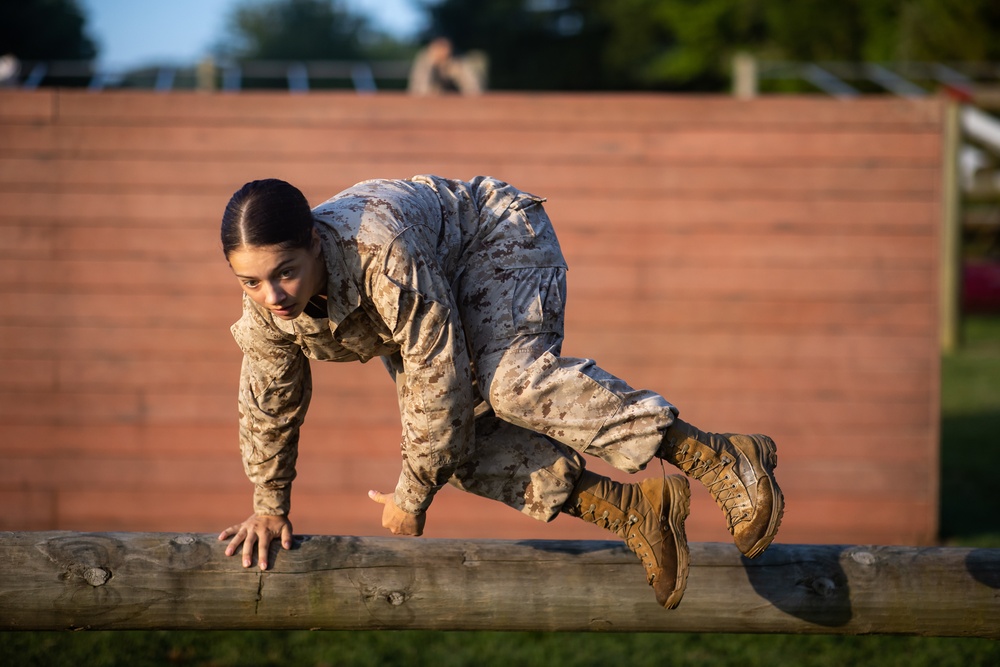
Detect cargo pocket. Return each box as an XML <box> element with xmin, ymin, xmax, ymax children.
<box><xmin>480</xmin><ymin>195</ymin><xmax>567</xmax><ymax>270</ymax></box>
<box><xmin>509</xmin><ymin>267</ymin><xmax>567</xmax><ymax>337</ymax></box>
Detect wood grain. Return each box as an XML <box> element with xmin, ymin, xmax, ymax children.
<box><xmin>0</xmin><ymin>532</ymin><xmax>995</xmax><ymax>637</ymax></box>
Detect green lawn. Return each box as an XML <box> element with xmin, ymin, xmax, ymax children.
<box><xmin>940</xmin><ymin>315</ymin><xmax>1000</xmax><ymax>547</ymax></box>
<box><xmin>4</xmin><ymin>317</ymin><xmax>999</xmax><ymax>666</ymax></box>
<box><xmin>3</xmin><ymin>629</ymin><xmax>998</xmax><ymax>667</ymax></box>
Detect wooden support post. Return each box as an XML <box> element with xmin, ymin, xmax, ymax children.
<box><xmin>1</xmin><ymin>532</ymin><xmax>997</xmax><ymax>637</ymax></box>
<box><xmin>731</xmin><ymin>52</ymin><xmax>758</xmax><ymax>99</ymax></box>
<box><xmin>940</xmin><ymin>97</ymin><xmax>963</xmax><ymax>353</ymax></box>
<box><xmin>196</xmin><ymin>57</ymin><xmax>217</xmax><ymax>92</ymax></box>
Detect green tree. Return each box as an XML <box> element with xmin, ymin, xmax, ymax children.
<box><xmin>216</xmin><ymin>0</ymin><xmax>370</xmax><ymax>60</ymax></box>
<box><xmin>423</xmin><ymin>0</ymin><xmax>1000</xmax><ymax>91</ymax></box>
<box><xmin>424</xmin><ymin>0</ymin><xmax>616</xmax><ymax>90</ymax></box>
<box><xmin>0</xmin><ymin>0</ymin><xmax>97</xmax><ymax>60</ymax></box>
<box><xmin>597</xmin><ymin>0</ymin><xmax>1000</xmax><ymax>89</ymax></box>
<box><xmin>890</xmin><ymin>0</ymin><xmax>1000</xmax><ymax>61</ymax></box>
<box><xmin>598</xmin><ymin>0</ymin><xmax>761</xmax><ymax>90</ymax></box>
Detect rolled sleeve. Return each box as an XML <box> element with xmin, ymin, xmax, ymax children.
<box><xmin>374</xmin><ymin>232</ymin><xmax>475</xmax><ymax>514</ymax></box>
<box><xmin>231</xmin><ymin>300</ymin><xmax>312</xmax><ymax>516</ymax></box>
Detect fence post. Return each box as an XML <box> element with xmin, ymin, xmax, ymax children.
<box><xmin>197</xmin><ymin>57</ymin><xmax>217</xmax><ymax>92</ymax></box>
<box><xmin>732</xmin><ymin>52</ymin><xmax>758</xmax><ymax>99</ymax></box>
<box><xmin>940</xmin><ymin>97</ymin><xmax>963</xmax><ymax>353</ymax></box>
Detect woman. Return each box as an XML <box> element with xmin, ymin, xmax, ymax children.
<box><xmin>217</xmin><ymin>175</ymin><xmax>784</xmax><ymax>609</ymax></box>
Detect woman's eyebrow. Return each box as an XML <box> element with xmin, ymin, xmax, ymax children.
<box><xmin>235</xmin><ymin>258</ymin><xmax>296</xmax><ymax>280</ymax></box>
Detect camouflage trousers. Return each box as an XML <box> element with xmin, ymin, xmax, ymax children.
<box><xmin>435</xmin><ymin>198</ymin><xmax>678</xmax><ymax>522</ymax></box>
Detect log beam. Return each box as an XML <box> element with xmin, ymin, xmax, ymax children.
<box><xmin>1</xmin><ymin>532</ymin><xmax>997</xmax><ymax>637</ymax></box>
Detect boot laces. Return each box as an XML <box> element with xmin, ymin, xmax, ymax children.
<box><xmin>576</xmin><ymin>502</ymin><xmax>627</xmax><ymax>534</ymax></box>
<box><xmin>623</xmin><ymin>514</ymin><xmax>655</xmax><ymax>578</ymax></box>
<box><xmin>574</xmin><ymin>495</ymin><xmax>658</xmax><ymax>580</ymax></box>
<box><xmin>674</xmin><ymin>444</ymin><xmax>751</xmax><ymax>529</ymax></box>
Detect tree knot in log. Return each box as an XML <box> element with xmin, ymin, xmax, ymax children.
<box><xmin>809</xmin><ymin>577</ymin><xmax>836</xmax><ymax>597</ymax></box>
<box><xmin>850</xmin><ymin>551</ymin><xmax>878</xmax><ymax>567</ymax></box>
<box><xmin>83</xmin><ymin>567</ymin><xmax>111</xmax><ymax>587</ymax></box>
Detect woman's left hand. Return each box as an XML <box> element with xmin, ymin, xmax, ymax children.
<box><xmin>368</xmin><ymin>489</ymin><xmax>426</xmax><ymax>536</ymax></box>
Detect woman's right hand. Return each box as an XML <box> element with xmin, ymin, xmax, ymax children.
<box><xmin>218</xmin><ymin>513</ymin><xmax>294</xmax><ymax>570</ymax></box>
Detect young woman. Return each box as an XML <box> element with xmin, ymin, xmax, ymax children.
<box><xmin>217</xmin><ymin>175</ymin><xmax>784</xmax><ymax>609</ymax></box>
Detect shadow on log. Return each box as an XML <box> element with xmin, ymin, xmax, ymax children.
<box><xmin>1</xmin><ymin>532</ymin><xmax>997</xmax><ymax>637</ymax></box>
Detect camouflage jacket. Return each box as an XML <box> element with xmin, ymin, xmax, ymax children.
<box><xmin>230</xmin><ymin>175</ymin><xmax>564</xmax><ymax>517</ymax></box>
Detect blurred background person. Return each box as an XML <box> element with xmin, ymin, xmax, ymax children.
<box><xmin>0</xmin><ymin>54</ymin><xmax>20</xmax><ymax>87</ymax></box>
<box><xmin>408</xmin><ymin>36</ymin><xmax>485</xmax><ymax>95</ymax></box>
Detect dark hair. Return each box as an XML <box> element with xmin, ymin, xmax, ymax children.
<box><xmin>221</xmin><ymin>179</ymin><xmax>314</xmax><ymax>258</ymax></box>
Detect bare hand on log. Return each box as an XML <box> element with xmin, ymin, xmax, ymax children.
<box><xmin>218</xmin><ymin>514</ymin><xmax>294</xmax><ymax>570</ymax></box>
<box><xmin>369</xmin><ymin>490</ymin><xmax>426</xmax><ymax>536</ymax></box>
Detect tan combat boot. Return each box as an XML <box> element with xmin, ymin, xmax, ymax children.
<box><xmin>659</xmin><ymin>418</ymin><xmax>783</xmax><ymax>559</ymax></box>
<box><xmin>562</xmin><ymin>469</ymin><xmax>691</xmax><ymax>609</ymax></box>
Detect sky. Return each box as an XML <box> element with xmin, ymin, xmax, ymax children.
<box><xmin>78</xmin><ymin>0</ymin><xmax>426</xmax><ymax>70</ymax></box>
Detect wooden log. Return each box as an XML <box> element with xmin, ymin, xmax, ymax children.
<box><xmin>1</xmin><ymin>532</ymin><xmax>997</xmax><ymax>637</ymax></box>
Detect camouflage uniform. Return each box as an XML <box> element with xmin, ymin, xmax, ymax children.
<box><xmin>231</xmin><ymin>175</ymin><xmax>677</xmax><ymax>523</ymax></box>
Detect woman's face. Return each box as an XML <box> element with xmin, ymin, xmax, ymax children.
<box><xmin>228</xmin><ymin>236</ymin><xmax>326</xmax><ymax>320</ymax></box>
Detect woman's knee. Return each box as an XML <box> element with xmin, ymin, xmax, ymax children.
<box><xmin>485</xmin><ymin>347</ymin><xmax>563</xmax><ymax>424</ymax></box>
<box><xmin>484</xmin><ymin>351</ymin><xmax>528</xmax><ymax>418</ymax></box>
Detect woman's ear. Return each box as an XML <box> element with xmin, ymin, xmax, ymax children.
<box><xmin>310</xmin><ymin>228</ymin><xmax>322</xmax><ymax>257</ymax></box>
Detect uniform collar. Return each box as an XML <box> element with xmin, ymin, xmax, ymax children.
<box><xmin>314</xmin><ymin>221</ymin><xmax>360</xmax><ymax>327</ymax></box>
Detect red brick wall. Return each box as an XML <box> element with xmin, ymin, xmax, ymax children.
<box><xmin>0</xmin><ymin>90</ymin><xmax>944</xmax><ymax>546</ymax></box>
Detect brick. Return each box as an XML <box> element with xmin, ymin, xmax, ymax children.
<box><xmin>1</xmin><ymin>424</ymin><xmax>229</xmax><ymax>456</ymax></box>
<box><xmin>0</xmin><ymin>156</ymin><xmax>942</xmax><ymax>199</ymax></box>
<box><xmin>54</xmin><ymin>489</ymin><xmax>249</xmax><ymax>533</ymax></box>
<box><xmin>0</xmin><ymin>91</ymin><xmax>943</xmax><ymax>546</ymax></box>
<box><xmin>0</xmin><ymin>191</ymin><xmax>937</xmax><ymax>234</ymax></box>
<box><xmin>5</xmin><ymin>295</ymin><xmax>240</xmax><ymax>328</ymax></box>
<box><xmin>0</xmin><ymin>359</ymin><xmax>56</xmax><ymax>390</ymax></box>
<box><xmin>563</xmin><ymin>298</ymin><xmax>935</xmax><ymax>336</ymax></box>
<box><xmin>0</xmin><ymin>90</ymin><xmax>54</xmax><ymax>121</ymax></box>
<box><xmin>544</xmin><ymin>197</ymin><xmax>939</xmax><ymax>231</ymax></box>
<box><xmin>2</xmin><ymin>456</ymin><xmax>245</xmax><ymax>491</ymax></box>
<box><xmin>49</xmin><ymin>90</ymin><xmax>943</xmax><ymax>128</ymax></box>
<box><xmin>777</xmin><ymin>497</ymin><xmax>937</xmax><ymax>545</ymax></box>
<box><xmin>0</xmin><ymin>489</ymin><xmax>57</xmax><ymax>529</ymax></box>
<box><xmin>0</xmin><ymin>123</ymin><xmax>941</xmax><ymax>163</ymax></box>
<box><xmin>558</xmin><ymin>229</ymin><xmax>937</xmax><ymax>267</ymax></box>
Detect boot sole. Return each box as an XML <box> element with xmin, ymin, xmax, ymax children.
<box><xmin>660</xmin><ymin>474</ymin><xmax>691</xmax><ymax>609</ymax></box>
<box><xmin>742</xmin><ymin>435</ymin><xmax>784</xmax><ymax>559</ymax></box>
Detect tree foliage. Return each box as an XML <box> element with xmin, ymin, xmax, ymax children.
<box><xmin>421</xmin><ymin>0</ymin><xmax>612</xmax><ymax>90</ymax></box>
<box><xmin>0</xmin><ymin>0</ymin><xmax>97</xmax><ymax>60</ymax></box>
<box><xmin>605</xmin><ymin>0</ymin><xmax>1000</xmax><ymax>88</ymax></box>
<box><xmin>216</xmin><ymin>0</ymin><xmax>372</xmax><ymax>61</ymax></box>
<box><xmin>424</xmin><ymin>0</ymin><xmax>1000</xmax><ymax>91</ymax></box>
<box><xmin>14</xmin><ymin>0</ymin><xmax>992</xmax><ymax>91</ymax></box>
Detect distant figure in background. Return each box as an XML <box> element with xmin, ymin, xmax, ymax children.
<box><xmin>0</xmin><ymin>54</ymin><xmax>20</xmax><ymax>87</ymax></box>
<box><xmin>408</xmin><ymin>37</ymin><xmax>485</xmax><ymax>96</ymax></box>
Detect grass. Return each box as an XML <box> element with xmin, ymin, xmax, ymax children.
<box><xmin>940</xmin><ymin>315</ymin><xmax>1000</xmax><ymax>547</ymax></box>
<box><xmin>4</xmin><ymin>317</ymin><xmax>1000</xmax><ymax>666</ymax></box>
<box><xmin>2</xmin><ymin>630</ymin><xmax>998</xmax><ymax>667</ymax></box>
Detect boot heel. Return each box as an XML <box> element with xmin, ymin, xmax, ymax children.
<box><xmin>663</xmin><ymin>475</ymin><xmax>691</xmax><ymax>528</ymax></box>
<box><xmin>752</xmin><ymin>434</ymin><xmax>779</xmax><ymax>468</ymax></box>
<box><xmin>744</xmin><ymin>472</ymin><xmax>784</xmax><ymax>559</ymax></box>
<box><xmin>660</xmin><ymin>475</ymin><xmax>690</xmax><ymax>609</ymax></box>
